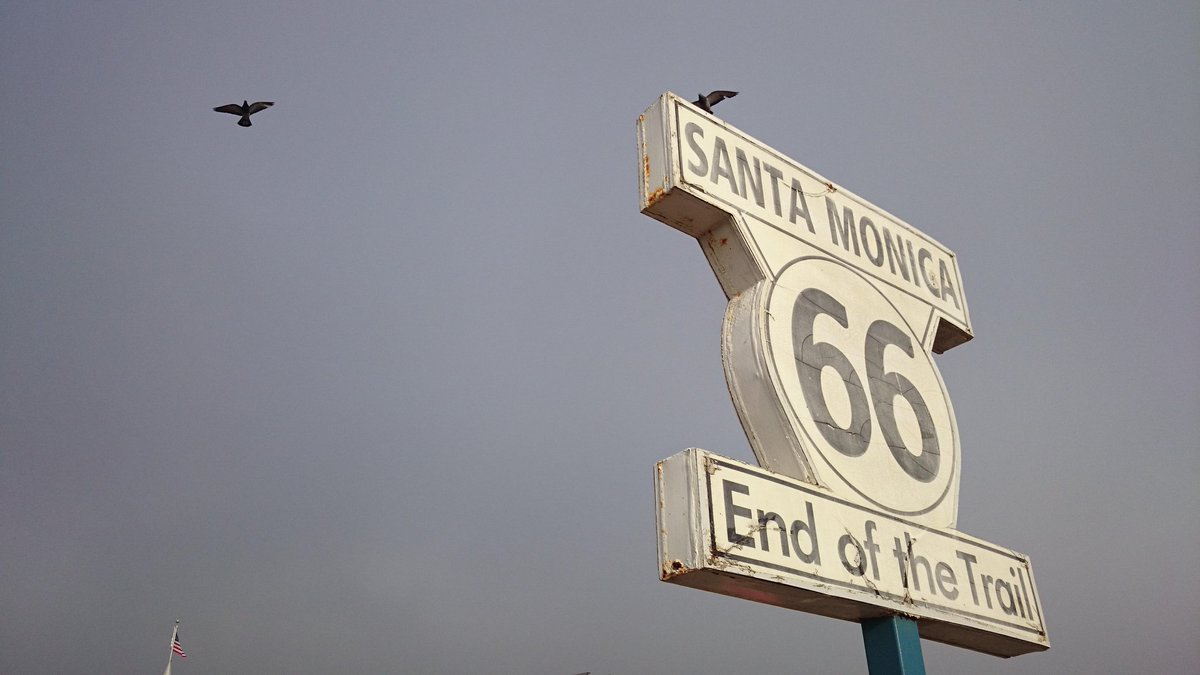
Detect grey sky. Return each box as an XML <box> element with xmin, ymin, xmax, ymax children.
<box><xmin>2</xmin><ymin>2</ymin><xmax>1197</xmax><ymax>673</ymax></box>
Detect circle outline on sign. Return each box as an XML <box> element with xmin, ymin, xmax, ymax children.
<box><xmin>764</xmin><ymin>255</ymin><xmax>958</xmax><ymax>517</ymax></box>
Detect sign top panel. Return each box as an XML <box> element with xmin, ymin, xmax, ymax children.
<box><xmin>638</xmin><ymin>92</ymin><xmax>972</xmax><ymax>348</ymax></box>
<box><xmin>638</xmin><ymin>93</ymin><xmax>973</xmax><ymax>527</ymax></box>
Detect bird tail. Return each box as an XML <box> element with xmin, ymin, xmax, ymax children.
<box><xmin>238</xmin><ymin>117</ymin><xmax>252</xmax><ymax>127</ymax></box>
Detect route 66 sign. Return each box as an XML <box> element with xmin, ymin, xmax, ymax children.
<box><xmin>638</xmin><ymin>92</ymin><xmax>972</xmax><ymax>529</ymax></box>
<box><xmin>639</xmin><ymin>93</ymin><xmax>1048</xmax><ymax>656</ymax></box>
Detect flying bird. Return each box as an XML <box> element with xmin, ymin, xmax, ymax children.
<box><xmin>213</xmin><ymin>100</ymin><xmax>274</xmax><ymax>127</ymax></box>
<box><xmin>693</xmin><ymin>90</ymin><xmax>737</xmax><ymax>113</ymax></box>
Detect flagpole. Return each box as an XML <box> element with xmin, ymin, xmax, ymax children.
<box><xmin>163</xmin><ymin>620</ymin><xmax>179</xmax><ymax>675</ymax></box>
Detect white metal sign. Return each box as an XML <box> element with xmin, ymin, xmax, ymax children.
<box><xmin>656</xmin><ymin>449</ymin><xmax>1048</xmax><ymax>657</ymax></box>
<box><xmin>637</xmin><ymin>92</ymin><xmax>1047</xmax><ymax>656</ymax></box>
<box><xmin>639</xmin><ymin>92</ymin><xmax>970</xmax><ymax>528</ymax></box>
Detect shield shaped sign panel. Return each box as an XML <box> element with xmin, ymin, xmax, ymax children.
<box><xmin>639</xmin><ymin>93</ymin><xmax>1048</xmax><ymax>657</ymax></box>
<box><xmin>638</xmin><ymin>93</ymin><xmax>973</xmax><ymax>529</ymax></box>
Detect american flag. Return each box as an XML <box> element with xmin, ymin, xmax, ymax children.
<box><xmin>172</xmin><ymin>632</ymin><xmax>186</xmax><ymax>658</ymax></box>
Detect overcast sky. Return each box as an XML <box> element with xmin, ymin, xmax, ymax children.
<box><xmin>2</xmin><ymin>2</ymin><xmax>1198</xmax><ymax>673</ymax></box>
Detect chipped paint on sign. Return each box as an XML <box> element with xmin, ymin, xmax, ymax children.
<box><xmin>655</xmin><ymin>449</ymin><xmax>1049</xmax><ymax>658</ymax></box>
<box><xmin>637</xmin><ymin>92</ymin><xmax>969</xmax><ymax>529</ymax></box>
<box><xmin>638</xmin><ymin>92</ymin><xmax>1047</xmax><ymax>657</ymax></box>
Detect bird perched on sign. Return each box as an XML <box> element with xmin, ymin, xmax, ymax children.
<box><xmin>213</xmin><ymin>100</ymin><xmax>274</xmax><ymax>127</ymax></box>
<box><xmin>693</xmin><ymin>90</ymin><xmax>737</xmax><ymax>113</ymax></box>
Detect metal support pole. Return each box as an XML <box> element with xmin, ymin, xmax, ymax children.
<box><xmin>862</xmin><ymin>616</ymin><xmax>926</xmax><ymax>675</ymax></box>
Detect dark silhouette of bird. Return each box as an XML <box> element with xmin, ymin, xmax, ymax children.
<box><xmin>213</xmin><ymin>100</ymin><xmax>274</xmax><ymax>127</ymax></box>
<box><xmin>693</xmin><ymin>90</ymin><xmax>737</xmax><ymax>113</ymax></box>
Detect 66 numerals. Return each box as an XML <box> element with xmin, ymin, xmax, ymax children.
<box><xmin>792</xmin><ymin>288</ymin><xmax>940</xmax><ymax>483</ymax></box>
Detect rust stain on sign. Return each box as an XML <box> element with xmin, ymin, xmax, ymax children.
<box><xmin>662</xmin><ymin>559</ymin><xmax>689</xmax><ymax>580</ymax></box>
<box><xmin>646</xmin><ymin>186</ymin><xmax>666</xmax><ymax>208</ymax></box>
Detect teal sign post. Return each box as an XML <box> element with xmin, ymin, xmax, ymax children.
<box><xmin>863</xmin><ymin>616</ymin><xmax>926</xmax><ymax>674</ymax></box>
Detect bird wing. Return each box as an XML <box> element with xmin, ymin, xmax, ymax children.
<box><xmin>213</xmin><ymin>104</ymin><xmax>244</xmax><ymax>115</ymax></box>
<box><xmin>706</xmin><ymin>90</ymin><xmax>738</xmax><ymax>105</ymax></box>
<box><xmin>246</xmin><ymin>102</ymin><xmax>274</xmax><ymax>115</ymax></box>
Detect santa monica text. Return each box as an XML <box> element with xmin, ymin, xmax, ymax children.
<box><xmin>681</xmin><ymin>118</ymin><xmax>963</xmax><ymax>315</ymax></box>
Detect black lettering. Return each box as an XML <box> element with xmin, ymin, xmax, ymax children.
<box><xmin>1010</xmin><ymin>568</ymin><xmax>1027</xmax><ymax>617</ymax></box>
<box><xmin>736</xmin><ymin>149</ymin><xmax>764</xmax><ymax>207</ymax></box>
<box><xmin>936</xmin><ymin>562</ymin><xmax>958</xmax><ymax>600</ymax></box>
<box><xmin>684</xmin><ymin>122</ymin><xmax>707</xmax><ymax>177</ymax></box>
<box><xmin>793</xmin><ymin>288</ymin><xmax>872</xmax><ymax>457</ymax></box>
<box><xmin>1016</xmin><ymin>567</ymin><xmax>1036</xmax><ymax>621</ymax></box>
<box><xmin>789</xmin><ymin>502</ymin><xmax>821</xmax><ymax>565</ymax></box>
<box><xmin>981</xmin><ymin>574</ymin><xmax>995</xmax><ymax>609</ymax></box>
<box><xmin>906</xmin><ymin>241</ymin><xmax>920</xmax><ymax>288</ymax></box>
<box><xmin>838</xmin><ymin>533</ymin><xmax>867</xmax><ymax>576</ymax></box>
<box><xmin>863</xmin><ymin>520</ymin><xmax>881</xmax><ymax>581</ymax></box>
<box><xmin>892</xmin><ymin>537</ymin><xmax>909</xmax><ymax>588</ymax></box>
<box><xmin>995</xmin><ymin>578</ymin><xmax>1017</xmax><ymax>616</ymax></box>
<box><xmin>789</xmin><ymin>179</ymin><xmax>816</xmax><ymax>233</ymax></box>
<box><xmin>918</xmin><ymin>248</ymin><xmax>941</xmax><ymax>298</ymax></box>
<box><xmin>864</xmin><ymin>319</ymin><xmax>940</xmax><ymax>483</ymax></box>
<box><xmin>756</xmin><ymin>509</ymin><xmax>789</xmax><ymax>555</ymax></box>
<box><xmin>956</xmin><ymin>550</ymin><xmax>980</xmax><ymax>605</ymax></box>
<box><xmin>905</xmin><ymin>533</ymin><xmax>934</xmax><ymax>593</ymax></box>
<box><xmin>859</xmin><ymin>216</ymin><xmax>884</xmax><ymax>267</ymax></box>
<box><xmin>764</xmin><ymin>163</ymin><xmax>785</xmax><ymax>217</ymax></box>
<box><xmin>936</xmin><ymin>559</ymin><xmax>955</xmax><ymax>595</ymax></box>
<box><xmin>827</xmin><ymin>201</ymin><xmax>860</xmax><ymax>255</ymax></box>
<box><xmin>882</xmin><ymin>228</ymin><xmax>912</xmax><ymax>282</ymax></box>
<box><xmin>938</xmin><ymin>259</ymin><xmax>960</xmax><ymax>309</ymax></box>
<box><xmin>710</xmin><ymin>138</ymin><xmax>737</xmax><ymax>193</ymax></box>
<box><xmin>722</xmin><ymin>480</ymin><xmax>755</xmax><ymax>547</ymax></box>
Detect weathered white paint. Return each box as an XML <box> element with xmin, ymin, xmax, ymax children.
<box><xmin>656</xmin><ymin>449</ymin><xmax>1049</xmax><ymax>658</ymax></box>
<box><xmin>638</xmin><ymin>92</ymin><xmax>1048</xmax><ymax>656</ymax></box>
<box><xmin>638</xmin><ymin>93</ymin><xmax>971</xmax><ymax>336</ymax></box>
<box><xmin>638</xmin><ymin>92</ymin><xmax>969</xmax><ymax>528</ymax></box>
